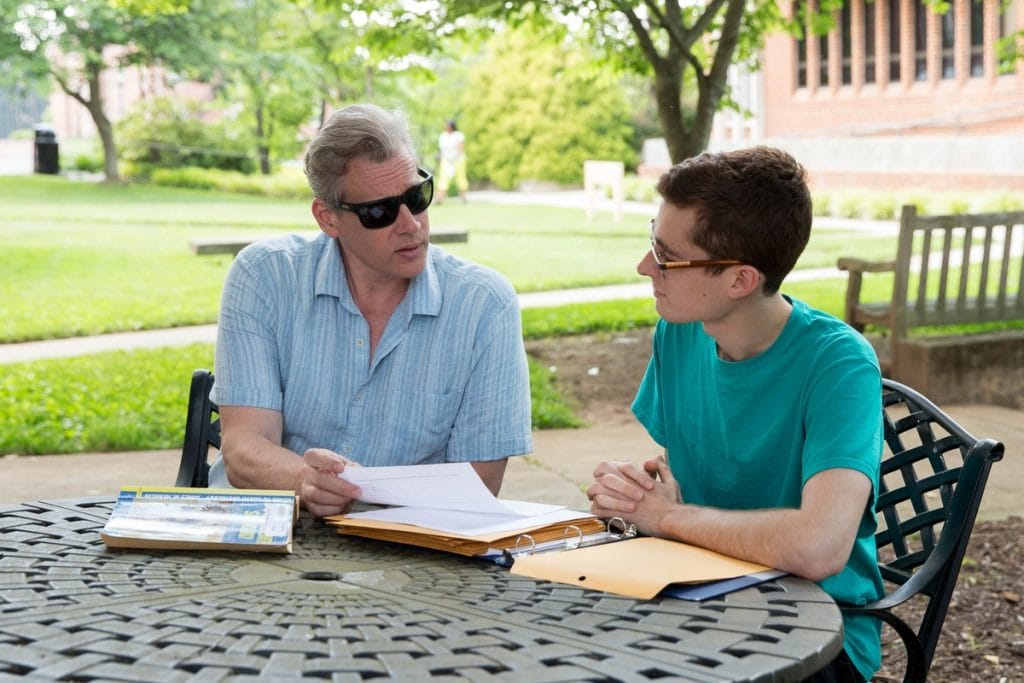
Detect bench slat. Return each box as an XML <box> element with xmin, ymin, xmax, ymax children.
<box><xmin>190</xmin><ymin>228</ymin><xmax>468</xmax><ymax>257</ymax></box>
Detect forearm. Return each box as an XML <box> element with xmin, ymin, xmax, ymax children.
<box><xmin>656</xmin><ymin>504</ymin><xmax>848</xmax><ymax>581</ymax></box>
<box><xmin>470</xmin><ymin>459</ymin><xmax>508</xmax><ymax>496</ymax></box>
<box><xmin>221</xmin><ymin>430</ymin><xmax>305</xmax><ymax>493</ymax></box>
<box><xmin>590</xmin><ymin>461</ymin><xmax>867</xmax><ymax>582</ymax></box>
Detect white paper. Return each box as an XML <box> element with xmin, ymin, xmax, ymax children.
<box><xmin>337</xmin><ymin>463</ymin><xmax>593</xmax><ymax>536</ymax></box>
<box><xmin>345</xmin><ymin>499</ymin><xmax>584</xmax><ymax>536</ymax></box>
<box><xmin>339</xmin><ymin>462</ymin><xmax>513</xmax><ymax>514</ymax></box>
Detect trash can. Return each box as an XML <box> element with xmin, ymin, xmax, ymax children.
<box><xmin>33</xmin><ymin>125</ymin><xmax>60</xmax><ymax>175</ymax></box>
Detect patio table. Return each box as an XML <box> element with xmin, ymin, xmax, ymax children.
<box><xmin>0</xmin><ymin>497</ymin><xmax>843</xmax><ymax>681</ymax></box>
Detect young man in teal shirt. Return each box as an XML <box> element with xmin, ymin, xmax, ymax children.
<box><xmin>587</xmin><ymin>147</ymin><xmax>885</xmax><ymax>682</ymax></box>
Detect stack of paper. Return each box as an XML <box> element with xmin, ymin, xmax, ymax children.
<box><xmin>324</xmin><ymin>462</ymin><xmax>604</xmax><ymax>556</ymax></box>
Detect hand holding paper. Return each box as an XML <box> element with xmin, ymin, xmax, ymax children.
<box><xmin>327</xmin><ymin>462</ymin><xmax>603</xmax><ymax>549</ymax></box>
<box><xmin>338</xmin><ymin>462</ymin><xmax>513</xmax><ymax>514</ymax></box>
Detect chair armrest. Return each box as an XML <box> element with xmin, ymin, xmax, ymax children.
<box><xmin>836</xmin><ymin>257</ymin><xmax>896</xmax><ymax>273</ymax></box>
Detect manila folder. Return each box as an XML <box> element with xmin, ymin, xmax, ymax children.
<box><xmin>510</xmin><ymin>536</ymin><xmax>772</xmax><ymax>600</ymax></box>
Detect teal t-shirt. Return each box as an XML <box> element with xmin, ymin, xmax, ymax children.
<box><xmin>632</xmin><ymin>296</ymin><xmax>885</xmax><ymax>681</ymax></box>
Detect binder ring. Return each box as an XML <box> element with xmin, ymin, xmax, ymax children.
<box><xmin>561</xmin><ymin>525</ymin><xmax>584</xmax><ymax>549</ymax></box>
<box><xmin>513</xmin><ymin>533</ymin><xmax>536</xmax><ymax>556</ymax></box>
<box><xmin>607</xmin><ymin>516</ymin><xmax>638</xmax><ymax>538</ymax></box>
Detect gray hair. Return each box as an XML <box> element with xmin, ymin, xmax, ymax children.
<box><xmin>303</xmin><ymin>104</ymin><xmax>417</xmax><ymax>204</ymax></box>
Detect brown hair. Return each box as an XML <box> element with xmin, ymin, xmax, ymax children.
<box><xmin>655</xmin><ymin>146</ymin><xmax>812</xmax><ymax>294</ymax></box>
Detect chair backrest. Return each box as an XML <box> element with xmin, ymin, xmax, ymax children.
<box><xmin>860</xmin><ymin>378</ymin><xmax>1004</xmax><ymax>681</ymax></box>
<box><xmin>175</xmin><ymin>369</ymin><xmax>220</xmax><ymax>488</ymax></box>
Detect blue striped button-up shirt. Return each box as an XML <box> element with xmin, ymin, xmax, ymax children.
<box><xmin>208</xmin><ymin>232</ymin><xmax>532</xmax><ymax>484</ymax></box>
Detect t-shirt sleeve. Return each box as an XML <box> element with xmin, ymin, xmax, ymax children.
<box><xmin>212</xmin><ymin>248</ymin><xmax>284</xmax><ymax>411</ymax></box>
<box><xmin>631</xmin><ymin>322</ymin><xmax>668</xmax><ymax>447</ymax></box>
<box><xmin>801</xmin><ymin>337</ymin><xmax>883</xmax><ymax>486</ymax></box>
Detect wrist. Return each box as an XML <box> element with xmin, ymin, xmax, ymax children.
<box><xmin>657</xmin><ymin>503</ymin><xmax>691</xmax><ymax>541</ymax></box>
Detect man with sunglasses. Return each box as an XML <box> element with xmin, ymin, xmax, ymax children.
<box><xmin>586</xmin><ymin>147</ymin><xmax>885</xmax><ymax>683</ymax></box>
<box><xmin>207</xmin><ymin>104</ymin><xmax>532</xmax><ymax>517</ymax></box>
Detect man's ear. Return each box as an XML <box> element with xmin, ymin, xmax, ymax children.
<box><xmin>726</xmin><ymin>264</ymin><xmax>764</xmax><ymax>299</ymax></box>
<box><xmin>312</xmin><ymin>198</ymin><xmax>339</xmax><ymax>237</ymax></box>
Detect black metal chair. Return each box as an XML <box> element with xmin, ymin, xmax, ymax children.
<box><xmin>840</xmin><ymin>378</ymin><xmax>1004</xmax><ymax>683</ymax></box>
<box><xmin>175</xmin><ymin>369</ymin><xmax>220</xmax><ymax>488</ymax></box>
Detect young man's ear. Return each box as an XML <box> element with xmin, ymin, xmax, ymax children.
<box><xmin>726</xmin><ymin>264</ymin><xmax>765</xmax><ymax>299</ymax></box>
<box><xmin>311</xmin><ymin>198</ymin><xmax>340</xmax><ymax>237</ymax></box>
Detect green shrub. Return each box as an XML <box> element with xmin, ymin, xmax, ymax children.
<box><xmin>971</xmin><ymin>190</ymin><xmax>1024</xmax><ymax>212</ymax></box>
<box><xmin>463</xmin><ymin>22</ymin><xmax>638</xmax><ymax>189</ymax></box>
<box><xmin>812</xmin><ymin>190</ymin><xmax>833</xmax><ymax>217</ymax></box>
<box><xmin>118</xmin><ymin>96</ymin><xmax>256</xmax><ymax>174</ymax></box>
<box><xmin>71</xmin><ymin>152</ymin><xmax>103</xmax><ymax>173</ymax></box>
<box><xmin>835</xmin><ymin>190</ymin><xmax>872</xmax><ymax>218</ymax></box>
<box><xmin>936</xmin><ymin>193</ymin><xmax>972</xmax><ymax>214</ymax></box>
<box><xmin>621</xmin><ymin>175</ymin><xmax>658</xmax><ymax>202</ymax></box>
<box><xmin>529</xmin><ymin>361</ymin><xmax>583</xmax><ymax>429</ymax></box>
<box><xmin>148</xmin><ymin>166</ymin><xmax>311</xmax><ymax>199</ymax></box>
<box><xmin>861</xmin><ymin>194</ymin><xmax>900</xmax><ymax>220</ymax></box>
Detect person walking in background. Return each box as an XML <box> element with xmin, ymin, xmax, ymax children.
<box><xmin>437</xmin><ymin>119</ymin><xmax>469</xmax><ymax>203</ymax></box>
<box><xmin>587</xmin><ymin>146</ymin><xmax>885</xmax><ymax>683</ymax></box>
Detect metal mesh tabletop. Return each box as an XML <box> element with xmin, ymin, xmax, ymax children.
<box><xmin>0</xmin><ymin>499</ymin><xmax>843</xmax><ymax>682</ymax></box>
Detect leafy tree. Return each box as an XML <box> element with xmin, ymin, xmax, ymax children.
<box><xmin>462</xmin><ymin>22</ymin><xmax>636</xmax><ymax>189</ymax></box>
<box><xmin>214</xmin><ymin>0</ymin><xmax>318</xmax><ymax>174</ymax></box>
<box><xmin>446</xmin><ymin>0</ymin><xmax>791</xmax><ymax>163</ymax></box>
<box><xmin>0</xmin><ymin>0</ymin><xmax>226</xmax><ymax>181</ymax></box>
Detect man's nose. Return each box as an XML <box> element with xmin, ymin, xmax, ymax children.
<box><xmin>393</xmin><ymin>204</ymin><xmax>422</xmax><ymax>233</ymax></box>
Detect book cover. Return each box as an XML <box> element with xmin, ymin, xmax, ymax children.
<box><xmin>101</xmin><ymin>486</ymin><xmax>298</xmax><ymax>553</ymax></box>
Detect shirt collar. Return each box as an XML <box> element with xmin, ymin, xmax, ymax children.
<box><xmin>313</xmin><ymin>234</ymin><xmax>442</xmax><ymax>318</ymax></box>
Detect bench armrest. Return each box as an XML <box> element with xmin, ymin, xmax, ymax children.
<box><xmin>836</xmin><ymin>258</ymin><xmax>896</xmax><ymax>330</ymax></box>
<box><xmin>836</xmin><ymin>257</ymin><xmax>896</xmax><ymax>274</ymax></box>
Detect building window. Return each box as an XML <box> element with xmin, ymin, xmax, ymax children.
<box><xmin>941</xmin><ymin>3</ymin><xmax>956</xmax><ymax>78</ymax></box>
<box><xmin>914</xmin><ymin>0</ymin><xmax>928</xmax><ymax>80</ymax></box>
<box><xmin>889</xmin><ymin>0</ymin><xmax>901</xmax><ymax>81</ymax></box>
<box><xmin>999</xmin><ymin>1</ymin><xmax>1017</xmax><ymax>74</ymax></box>
<box><xmin>841</xmin><ymin>1</ymin><xmax>853</xmax><ymax>84</ymax></box>
<box><xmin>820</xmin><ymin>33</ymin><xmax>830</xmax><ymax>85</ymax></box>
<box><xmin>794</xmin><ymin>1</ymin><xmax>808</xmax><ymax>87</ymax></box>
<box><xmin>865</xmin><ymin>0</ymin><xmax>876</xmax><ymax>83</ymax></box>
<box><xmin>970</xmin><ymin>0</ymin><xmax>984</xmax><ymax>76</ymax></box>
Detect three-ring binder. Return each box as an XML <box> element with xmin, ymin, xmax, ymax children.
<box><xmin>491</xmin><ymin>517</ymin><xmax>638</xmax><ymax>567</ymax></box>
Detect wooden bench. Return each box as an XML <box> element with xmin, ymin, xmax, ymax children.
<box><xmin>837</xmin><ymin>205</ymin><xmax>1024</xmax><ymax>375</ymax></box>
<box><xmin>190</xmin><ymin>227</ymin><xmax>468</xmax><ymax>257</ymax></box>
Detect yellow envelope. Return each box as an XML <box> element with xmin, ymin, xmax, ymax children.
<box><xmin>510</xmin><ymin>536</ymin><xmax>772</xmax><ymax>599</ymax></box>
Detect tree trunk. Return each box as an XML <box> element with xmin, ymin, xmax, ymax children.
<box><xmin>690</xmin><ymin>0</ymin><xmax>747</xmax><ymax>159</ymax></box>
<box><xmin>641</xmin><ymin>0</ymin><xmax>748</xmax><ymax>164</ymax></box>
<box><xmin>81</xmin><ymin>64</ymin><xmax>119</xmax><ymax>182</ymax></box>
<box><xmin>651</xmin><ymin>57</ymin><xmax>701</xmax><ymax>163</ymax></box>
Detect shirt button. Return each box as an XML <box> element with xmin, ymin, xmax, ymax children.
<box><xmin>342</xmin><ymin>444</ymin><xmax>352</xmax><ymax>454</ymax></box>
<box><xmin>355</xmin><ymin>338</ymin><xmax>365</xmax><ymax>347</ymax></box>
<box><xmin>355</xmin><ymin>392</ymin><xmax>364</xmax><ymax>401</ymax></box>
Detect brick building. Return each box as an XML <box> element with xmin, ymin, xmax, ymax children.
<box><xmin>48</xmin><ymin>45</ymin><xmax>211</xmax><ymax>142</ymax></box>
<box><xmin>711</xmin><ymin>0</ymin><xmax>1024</xmax><ymax>192</ymax></box>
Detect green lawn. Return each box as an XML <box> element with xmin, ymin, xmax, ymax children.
<box><xmin>1</xmin><ymin>175</ymin><xmax>895</xmax><ymax>343</ymax></box>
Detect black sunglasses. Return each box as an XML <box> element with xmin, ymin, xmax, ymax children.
<box><xmin>332</xmin><ymin>168</ymin><xmax>434</xmax><ymax>229</ymax></box>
